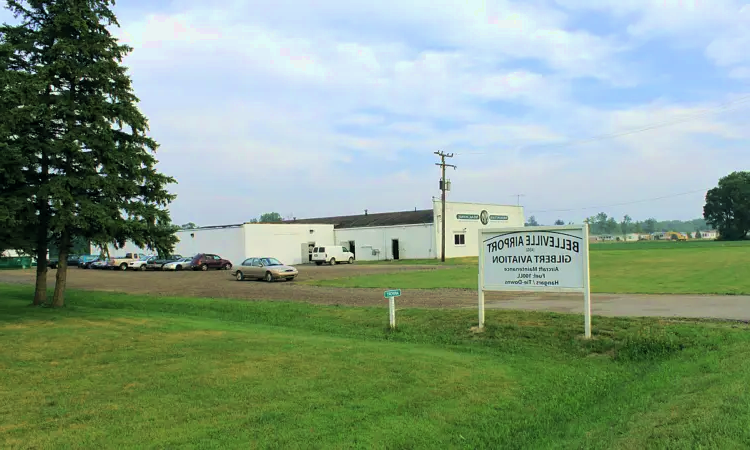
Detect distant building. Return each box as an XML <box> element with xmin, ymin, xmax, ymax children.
<box><xmin>694</xmin><ymin>230</ymin><xmax>718</xmax><ymax>240</ymax></box>
<box><xmin>97</xmin><ymin>200</ymin><xmax>526</xmax><ymax>265</ymax></box>
<box><xmin>625</xmin><ymin>233</ymin><xmax>639</xmax><ymax>242</ymax></box>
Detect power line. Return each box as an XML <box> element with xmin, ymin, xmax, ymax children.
<box><xmin>454</xmin><ymin>94</ymin><xmax>750</xmax><ymax>156</ymax></box>
<box><xmin>527</xmin><ymin>188</ymin><xmax>711</xmax><ymax>214</ymax></box>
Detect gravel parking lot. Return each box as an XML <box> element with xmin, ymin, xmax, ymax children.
<box><xmin>3</xmin><ymin>264</ymin><xmax>750</xmax><ymax>319</ymax></box>
<box><xmin>0</xmin><ymin>264</ymin><xmax>480</xmax><ymax>308</ymax></box>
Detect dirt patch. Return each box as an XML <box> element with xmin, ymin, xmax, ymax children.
<box><xmin>3</xmin><ymin>266</ymin><xmax>750</xmax><ymax>320</ymax></box>
<box><xmin>0</xmin><ymin>265</ymin><xmax>484</xmax><ymax>308</ymax></box>
<box><xmin>110</xmin><ymin>317</ymin><xmax>154</xmax><ymax>326</ymax></box>
<box><xmin>1</xmin><ymin>321</ymin><xmax>56</xmax><ymax>330</ymax></box>
<box><xmin>163</xmin><ymin>330</ymin><xmax>227</xmax><ymax>341</ymax></box>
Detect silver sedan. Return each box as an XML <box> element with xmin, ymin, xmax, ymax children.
<box><xmin>234</xmin><ymin>257</ymin><xmax>298</xmax><ymax>282</ymax></box>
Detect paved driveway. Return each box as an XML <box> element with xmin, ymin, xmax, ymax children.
<box><xmin>480</xmin><ymin>293</ymin><xmax>750</xmax><ymax>321</ymax></box>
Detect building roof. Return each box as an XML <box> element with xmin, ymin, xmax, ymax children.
<box><xmin>286</xmin><ymin>209</ymin><xmax>434</xmax><ymax>229</ymax></box>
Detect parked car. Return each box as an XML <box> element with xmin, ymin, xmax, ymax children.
<box><xmin>311</xmin><ymin>245</ymin><xmax>354</xmax><ymax>265</ymax></box>
<box><xmin>234</xmin><ymin>257</ymin><xmax>298</xmax><ymax>282</ymax></box>
<box><xmin>191</xmin><ymin>253</ymin><xmax>232</xmax><ymax>271</ymax></box>
<box><xmin>128</xmin><ymin>255</ymin><xmax>159</xmax><ymax>271</ymax></box>
<box><xmin>90</xmin><ymin>259</ymin><xmax>109</xmax><ymax>270</ymax></box>
<box><xmin>109</xmin><ymin>252</ymin><xmax>150</xmax><ymax>271</ymax></box>
<box><xmin>46</xmin><ymin>254</ymin><xmax>80</xmax><ymax>269</ymax></box>
<box><xmin>78</xmin><ymin>255</ymin><xmax>101</xmax><ymax>269</ymax></box>
<box><xmin>162</xmin><ymin>257</ymin><xmax>194</xmax><ymax>271</ymax></box>
<box><xmin>145</xmin><ymin>254</ymin><xmax>183</xmax><ymax>271</ymax></box>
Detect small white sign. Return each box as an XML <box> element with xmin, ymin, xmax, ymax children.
<box><xmin>478</xmin><ymin>225</ymin><xmax>592</xmax><ymax>337</ymax></box>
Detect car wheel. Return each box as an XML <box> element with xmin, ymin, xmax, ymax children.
<box><xmin>139</xmin><ymin>265</ymin><xmax>146</xmax><ymax>271</ymax></box>
<box><xmin>348</xmin><ymin>257</ymin><xmax>354</xmax><ymax>264</ymax></box>
<box><xmin>201</xmin><ymin>264</ymin><xmax>208</xmax><ymax>271</ymax></box>
<box><xmin>265</xmin><ymin>272</ymin><xmax>274</xmax><ymax>282</ymax></box>
<box><xmin>120</xmin><ymin>263</ymin><xmax>128</xmax><ymax>271</ymax></box>
<box><xmin>236</xmin><ymin>271</ymin><xmax>244</xmax><ymax>281</ymax></box>
<box><xmin>329</xmin><ymin>258</ymin><xmax>336</xmax><ymax>266</ymax></box>
<box><xmin>223</xmin><ymin>263</ymin><xmax>232</xmax><ymax>270</ymax></box>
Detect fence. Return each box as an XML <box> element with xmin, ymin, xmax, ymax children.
<box><xmin>0</xmin><ymin>257</ymin><xmax>33</xmax><ymax>270</ymax></box>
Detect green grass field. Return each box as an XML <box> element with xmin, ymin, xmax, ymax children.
<box><xmin>315</xmin><ymin>241</ymin><xmax>750</xmax><ymax>294</ymax></box>
<box><xmin>2</xmin><ymin>284</ymin><xmax>750</xmax><ymax>448</ymax></box>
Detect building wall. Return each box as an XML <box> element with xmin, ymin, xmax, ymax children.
<box><xmin>434</xmin><ymin>200</ymin><xmax>525</xmax><ymax>259</ymax></box>
<box><xmin>174</xmin><ymin>226</ymin><xmax>246</xmax><ymax>266</ymax></box>
<box><xmin>243</xmin><ymin>223</ymin><xmax>335</xmax><ymax>266</ymax></box>
<box><xmin>101</xmin><ymin>241</ymin><xmax>156</xmax><ymax>258</ymax></box>
<box><xmin>98</xmin><ymin>227</ymin><xmax>246</xmax><ymax>265</ymax></box>
<box><xmin>334</xmin><ymin>224</ymin><xmax>435</xmax><ymax>261</ymax></box>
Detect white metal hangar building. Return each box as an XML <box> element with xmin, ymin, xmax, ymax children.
<box><xmin>290</xmin><ymin>200</ymin><xmax>524</xmax><ymax>262</ymax></box>
<box><xmin>105</xmin><ymin>200</ymin><xmax>524</xmax><ymax>266</ymax></box>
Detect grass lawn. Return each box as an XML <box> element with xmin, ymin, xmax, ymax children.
<box><xmin>2</xmin><ymin>284</ymin><xmax>750</xmax><ymax>448</ymax></box>
<box><xmin>314</xmin><ymin>240</ymin><xmax>750</xmax><ymax>294</ymax></box>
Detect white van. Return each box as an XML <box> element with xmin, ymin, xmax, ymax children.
<box><xmin>311</xmin><ymin>245</ymin><xmax>354</xmax><ymax>265</ymax></box>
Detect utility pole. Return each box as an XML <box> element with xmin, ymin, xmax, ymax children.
<box><xmin>513</xmin><ymin>194</ymin><xmax>525</xmax><ymax>206</ymax></box>
<box><xmin>435</xmin><ymin>151</ymin><xmax>456</xmax><ymax>262</ymax></box>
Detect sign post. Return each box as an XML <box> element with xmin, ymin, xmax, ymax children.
<box><xmin>384</xmin><ymin>289</ymin><xmax>401</xmax><ymax>329</ymax></box>
<box><xmin>478</xmin><ymin>224</ymin><xmax>592</xmax><ymax>338</ymax></box>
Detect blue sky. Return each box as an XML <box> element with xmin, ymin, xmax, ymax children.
<box><xmin>3</xmin><ymin>0</ymin><xmax>750</xmax><ymax>226</ymax></box>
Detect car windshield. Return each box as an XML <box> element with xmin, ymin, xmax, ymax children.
<box><xmin>260</xmin><ymin>258</ymin><xmax>282</xmax><ymax>266</ymax></box>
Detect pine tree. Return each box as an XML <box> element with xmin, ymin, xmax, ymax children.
<box><xmin>3</xmin><ymin>0</ymin><xmax>179</xmax><ymax>307</ymax></box>
<box><xmin>0</xmin><ymin>19</ymin><xmax>54</xmax><ymax>304</ymax></box>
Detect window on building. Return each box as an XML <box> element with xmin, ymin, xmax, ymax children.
<box><xmin>454</xmin><ymin>233</ymin><xmax>466</xmax><ymax>246</ymax></box>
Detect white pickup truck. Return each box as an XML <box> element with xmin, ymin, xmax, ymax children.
<box><xmin>108</xmin><ymin>253</ymin><xmax>150</xmax><ymax>271</ymax></box>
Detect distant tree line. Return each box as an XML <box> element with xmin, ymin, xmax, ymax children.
<box><xmin>179</xmin><ymin>212</ymin><xmax>284</xmax><ymax>229</ymax></box>
<box><xmin>247</xmin><ymin>212</ymin><xmax>283</xmax><ymax>223</ymax></box>
<box><xmin>524</xmin><ymin>213</ymin><xmax>710</xmax><ymax>236</ymax></box>
<box><xmin>583</xmin><ymin>214</ymin><xmax>709</xmax><ymax>236</ymax></box>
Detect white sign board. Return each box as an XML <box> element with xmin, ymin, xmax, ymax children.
<box><xmin>477</xmin><ymin>225</ymin><xmax>592</xmax><ymax>337</ymax></box>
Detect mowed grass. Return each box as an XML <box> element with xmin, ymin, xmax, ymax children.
<box><xmin>314</xmin><ymin>240</ymin><xmax>750</xmax><ymax>294</ymax></box>
<box><xmin>2</xmin><ymin>285</ymin><xmax>750</xmax><ymax>448</ymax></box>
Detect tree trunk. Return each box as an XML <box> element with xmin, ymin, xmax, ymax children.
<box><xmin>52</xmin><ymin>230</ymin><xmax>70</xmax><ymax>308</ymax></box>
<box><xmin>33</xmin><ymin>154</ymin><xmax>50</xmax><ymax>306</ymax></box>
<box><xmin>33</xmin><ymin>245</ymin><xmax>48</xmax><ymax>306</ymax></box>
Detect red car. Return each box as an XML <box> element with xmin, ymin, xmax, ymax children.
<box><xmin>191</xmin><ymin>253</ymin><xmax>233</xmax><ymax>271</ymax></box>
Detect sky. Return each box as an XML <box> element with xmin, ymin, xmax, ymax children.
<box><xmin>3</xmin><ymin>0</ymin><xmax>750</xmax><ymax>227</ymax></box>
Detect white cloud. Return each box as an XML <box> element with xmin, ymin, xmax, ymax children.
<box><xmin>103</xmin><ymin>0</ymin><xmax>750</xmax><ymax>224</ymax></box>
<box><xmin>729</xmin><ymin>67</ymin><xmax>750</xmax><ymax>79</ymax></box>
<box><xmin>557</xmin><ymin>0</ymin><xmax>750</xmax><ymax>74</ymax></box>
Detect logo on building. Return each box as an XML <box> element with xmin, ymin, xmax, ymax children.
<box><xmin>480</xmin><ymin>210</ymin><xmax>489</xmax><ymax>225</ymax></box>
